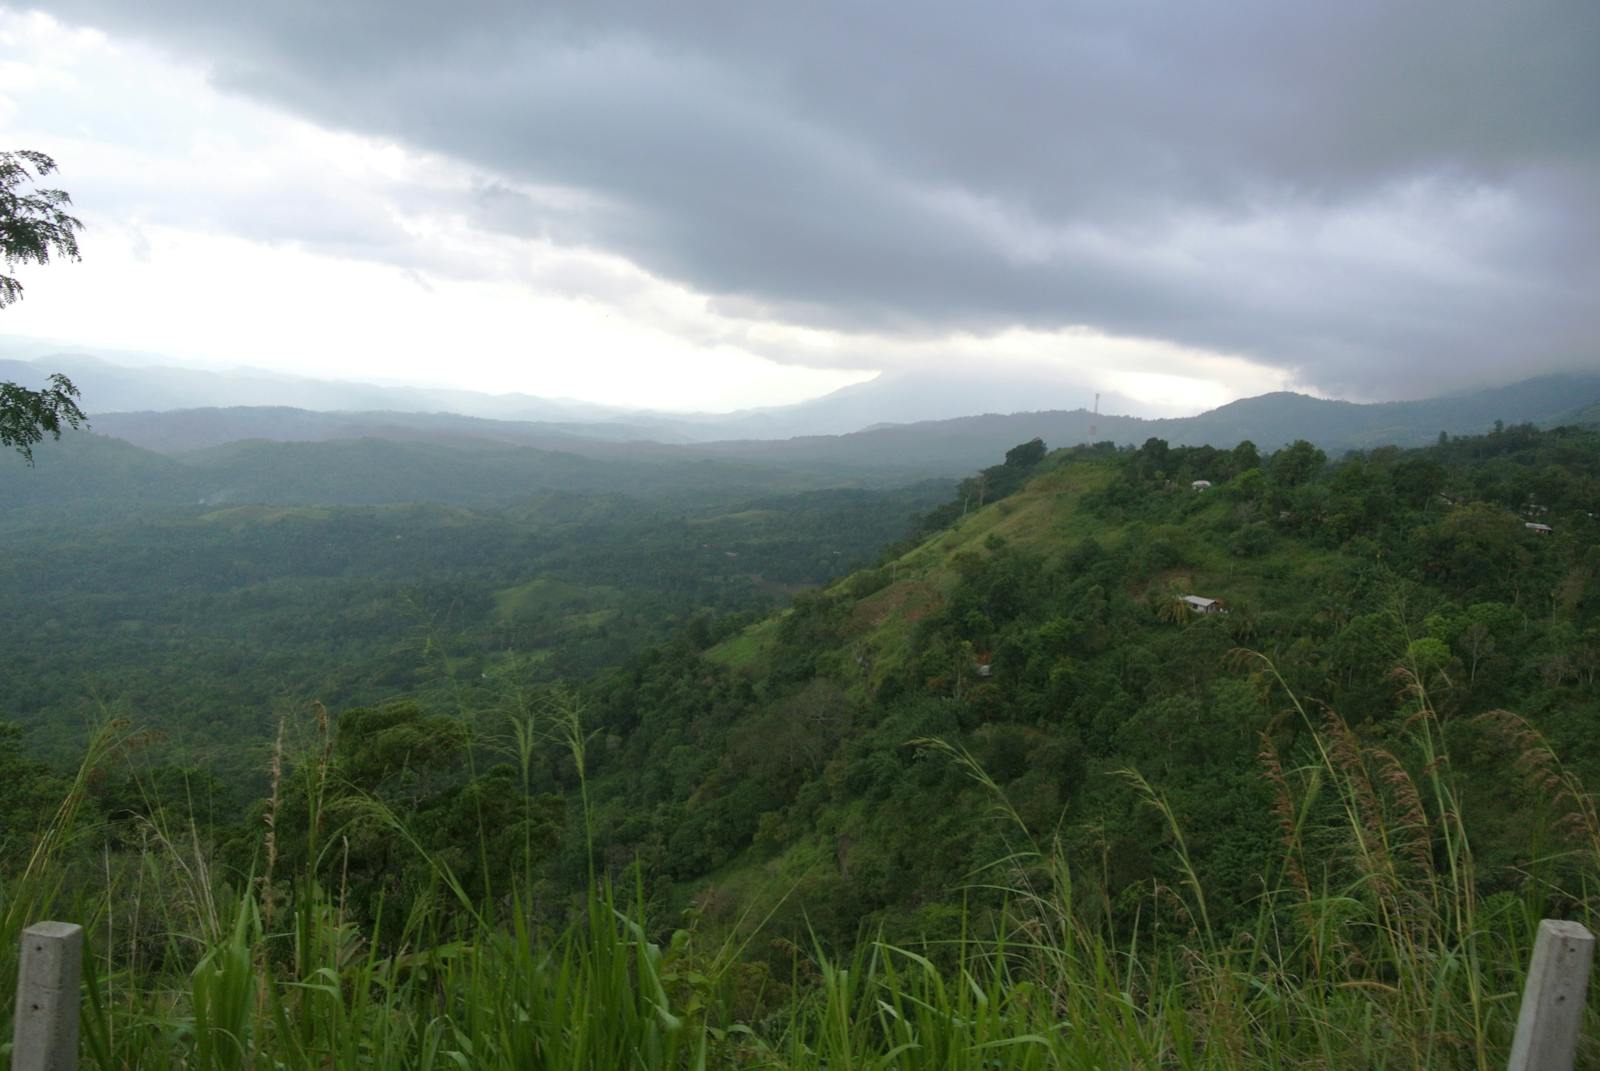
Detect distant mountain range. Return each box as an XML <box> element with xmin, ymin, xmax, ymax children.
<box><xmin>75</xmin><ymin>372</ymin><xmax>1600</xmax><ymax>474</ymax></box>
<box><xmin>5</xmin><ymin>351</ymin><xmax>1600</xmax><ymax>492</ymax></box>
<box><xmin>0</xmin><ymin>351</ymin><xmax>654</xmax><ymax>428</ymax></box>
<box><xmin>0</xmin><ymin>352</ymin><xmax>1132</xmax><ymax>441</ymax></box>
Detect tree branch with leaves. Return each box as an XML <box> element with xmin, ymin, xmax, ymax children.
<box><xmin>1</xmin><ymin>150</ymin><xmax>87</xmax><ymax>464</ymax></box>
<box><xmin>0</xmin><ymin>373</ymin><xmax>86</xmax><ymax>465</ymax></box>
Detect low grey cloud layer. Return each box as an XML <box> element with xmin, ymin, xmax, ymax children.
<box><xmin>35</xmin><ymin>0</ymin><xmax>1600</xmax><ymax>397</ymax></box>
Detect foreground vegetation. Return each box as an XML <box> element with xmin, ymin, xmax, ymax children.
<box><xmin>1</xmin><ymin>674</ymin><xmax>1596</xmax><ymax>1068</ymax></box>
<box><xmin>2</xmin><ymin>422</ymin><xmax>1598</xmax><ymax>1066</ymax></box>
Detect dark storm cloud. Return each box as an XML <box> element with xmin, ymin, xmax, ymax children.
<box><xmin>36</xmin><ymin>0</ymin><xmax>1600</xmax><ymax>395</ymax></box>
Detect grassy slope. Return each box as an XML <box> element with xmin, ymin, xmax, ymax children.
<box><xmin>707</xmin><ymin>460</ymin><xmax>1116</xmax><ymax>672</ymax></box>
<box><xmin>705</xmin><ymin>454</ymin><xmax>1283</xmax><ymax>696</ymax></box>
<box><xmin>699</xmin><ymin>459</ymin><xmax>1135</xmax><ymax>904</ymax></box>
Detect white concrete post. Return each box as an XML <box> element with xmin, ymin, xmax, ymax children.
<box><xmin>1508</xmin><ymin>918</ymin><xmax>1594</xmax><ymax>1071</ymax></box>
<box><xmin>11</xmin><ymin>921</ymin><xmax>82</xmax><ymax>1071</ymax></box>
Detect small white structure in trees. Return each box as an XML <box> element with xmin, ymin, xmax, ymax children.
<box><xmin>1525</xmin><ymin>522</ymin><xmax>1553</xmax><ymax>535</ymax></box>
<box><xmin>1191</xmin><ymin>480</ymin><xmax>1212</xmax><ymax>491</ymax></box>
<box><xmin>1180</xmin><ymin>595</ymin><xmax>1226</xmax><ymax>615</ymax></box>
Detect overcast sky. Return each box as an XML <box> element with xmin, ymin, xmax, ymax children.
<box><xmin>1</xmin><ymin>2</ymin><xmax>1594</xmax><ymax>414</ymax></box>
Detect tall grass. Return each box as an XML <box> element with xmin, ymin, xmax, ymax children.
<box><xmin>2</xmin><ymin>672</ymin><xmax>1596</xmax><ymax>1069</ymax></box>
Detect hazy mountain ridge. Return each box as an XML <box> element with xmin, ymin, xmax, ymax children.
<box><xmin>91</xmin><ymin>374</ymin><xmax>1594</xmax><ymax>476</ymax></box>
<box><xmin>8</xmin><ymin>351</ymin><xmax>1599</xmax><ymax>458</ymax></box>
<box><xmin>88</xmin><ymin>407</ymin><xmax>695</xmax><ymax>456</ymax></box>
<box><xmin>0</xmin><ymin>353</ymin><xmax>653</xmax><ymax>429</ymax></box>
<box><xmin>1</xmin><ymin>352</ymin><xmax>1126</xmax><ymax>440</ymax></box>
<box><xmin>10</xmin><ymin>351</ymin><xmax>1600</xmax><ymax>509</ymax></box>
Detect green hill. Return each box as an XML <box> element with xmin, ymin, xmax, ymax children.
<box><xmin>557</xmin><ymin>424</ymin><xmax>1600</xmax><ymax>948</ymax></box>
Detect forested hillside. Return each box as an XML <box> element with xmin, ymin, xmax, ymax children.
<box><xmin>2</xmin><ymin>422</ymin><xmax>1598</xmax><ymax>1068</ymax></box>
<box><xmin>1</xmin><ymin>477</ymin><xmax>948</xmax><ymax>771</ymax></box>
<box><xmin>536</xmin><ymin>424</ymin><xmax>1600</xmax><ymax>949</ymax></box>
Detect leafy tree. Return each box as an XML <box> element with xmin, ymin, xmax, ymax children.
<box><xmin>2</xmin><ymin>150</ymin><xmax>86</xmax><ymax>463</ymax></box>
<box><xmin>1268</xmin><ymin>439</ymin><xmax>1327</xmax><ymax>487</ymax></box>
<box><xmin>1</xmin><ymin>150</ymin><xmax>81</xmax><ymax>306</ymax></box>
<box><xmin>1460</xmin><ymin>602</ymin><xmax>1520</xmax><ymax>691</ymax></box>
<box><xmin>1421</xmin><ymin>502</ymin><xmax>1528</xmax><ymax>601</ymax></box>
<box><xmin>335</xmin><ymin>701</ymin><xmax>467</xmax><ymax>796</ymax></box>
<box><xmin>1231</xmin><ymin>439</ymin><xmax>1261</xmax><ymax>472</ymax></box>
<box><xmin>1003</xmin><ymin>437</ymin><xmax>1047</xmax><ymax>468</ymax></box>
<box><xmin>1</xmin><ymin>374</ymin><xmax>86</xmax><ymax>464</ymax></box>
